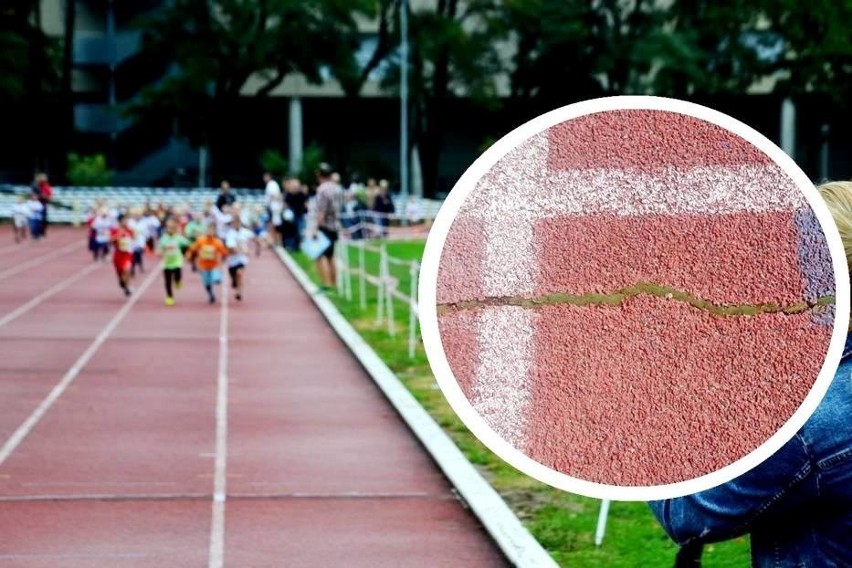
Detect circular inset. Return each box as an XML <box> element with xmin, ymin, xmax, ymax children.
<box><xmin>419</xmin><ymin>96</ymin><xmax>849</xmax><ymax>501</ymax></box>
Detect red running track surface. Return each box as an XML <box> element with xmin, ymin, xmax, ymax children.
<box><xmin>0</xmin><ymin>228</ymin><xmax>506</xmax><ymax>567</ymax></box>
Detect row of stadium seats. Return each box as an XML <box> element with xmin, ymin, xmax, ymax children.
<box><xmin>0</xmin><ymin>186</ymin><xmax>444</xmax><ymax>225</ymax></box>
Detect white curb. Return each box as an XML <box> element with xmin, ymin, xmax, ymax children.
<box><xmin>275</xmin><ymin>247</ymin><xmax>558</xmax><ymax>568</ymax></box>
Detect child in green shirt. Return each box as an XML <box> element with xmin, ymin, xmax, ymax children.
<box><xmin>157</xmin><ymin>218</ymin><xmax>191</xmax><ymax>306</ymax></box>
<box><xmin>184</xmin><ymin>214</ymin><xmax>207</xmax><ymax>272</ymax></box>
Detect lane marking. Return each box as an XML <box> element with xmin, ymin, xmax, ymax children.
<box><xmin>0</xmin><ymin>263</ymin><xmax>101</xmax><ymax>329</ymax></box>
<box><xmin>0</xmin><ymin>240</ymin><xmax>82</xmax><ymax>282</ymax></box>
<box><xmin>21</xmin><ymin>481</ymin><xmax>177</xmax><ymax>487</ymax></box>
<box><xmin>276</xmin><ymin>247</ymin><xmax>558</xmax><ymax>567</ymax></box>
<box><xmin>208</xmin><ymin>292</ymin><xmax>229</xmax><ymax>568</ymax></box>
<box><xmin>0</xmin><ymin>265</ymin><xmax>160</xmax><ymax>467</ymax></box>
<box><xmin>0</xmin><ymin>553</ymin><xmax>148</xmax><ymax>560</ymax></box>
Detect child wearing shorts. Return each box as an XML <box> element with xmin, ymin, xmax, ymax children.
<box><xmin>157</xmin><ymin>218</ymin><xmax>190</xmax><ymax>306</ymax></box>
<box><xmin>186</xmin><ymin>223</ymin><xmax>229</xmax><ymax>304</ymax></box>
<box><xmin>110</xmin><ymin>214</ymin><xmax>135</xmax><ymax>297</ymax></box>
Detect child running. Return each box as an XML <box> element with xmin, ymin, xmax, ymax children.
<box><xmin>186</xmin><ymin>223</ymin><xmax>229</xmax><ymax>304</ymax></box>
<box><xmin>224</xmin><ymin>215</ymin><xmax>256</xmax><ymax>301</ymax></box>
<box><xmin>157</xmin><ymin>218</ymin><xmax>190</xmax><ymax>306</ymax></box>
<box><xmin>11</xmin><ymin>196</ymin><xmax>28</xmax><ymax>243</ymax></box>
<box><xmin>91</xmin><ymin>208</ymin><xmax>113</xmax><ymax>261</ymax></box>
<box><xmin>128</xmin><ymin>208</ymin><xmax>147</xmax><ymax>276</ymax></box>
<box><xmin>110</xmin><ymin>213</ymin><xmax>135</xmax><ymax>297</ymax></box>
<box><xmin>184</xmin><ymin>212</ymin><xmax>208</xmax><ymax>272</ymax></box>
<box><xmin>27</xmin><ymin>193</ymin><xmax>44</xmax><ymax>240</ymax></box>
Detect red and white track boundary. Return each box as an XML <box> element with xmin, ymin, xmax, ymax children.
<box><xmin>274</xmin><ymin>247</ymin><xmax>557</xmax><ymax>568</ymax></box>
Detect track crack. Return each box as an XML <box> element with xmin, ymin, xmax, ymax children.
<box><xmin>437</xmin><ymin>282</ymin><xmax>835</xmax><ymax>317</ymax></box>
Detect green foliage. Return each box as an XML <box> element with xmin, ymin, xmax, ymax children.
<box><xmin>500</xmin><ymin>0</ymin><xmax>773</xmax><ymax>102</ymax></box>
<box><xmin>66</xmin><ymin>153</ymin><xmax>114</xmax><ymax>187</ymax></box>
<box><xmin>129</xmin><ymin>0</ymin><xmax>376</xmax><ymax>146</ymax></box>
<box><xmin>381</xmin><ymin>0</ymin><xmax>505</xmax><ymax>196</ymax></box>
<box><xmin>259</xmin><ymin>149</ymin><xmax>289</xmax><ymax>179</ymax></box>
<box><xmin>0</xmin><ymin>1</ymin><xmax>61</xmax><ymax>101</ymax></box>
<box><xmin>298</xmin><ymin>142</ymin><xmax>326</xmax><ymax>184</ymax></box>
<box><xmin>757</xmin><ymin>0</ymin><xmax>852</xmax><ymax>103</ymax></box>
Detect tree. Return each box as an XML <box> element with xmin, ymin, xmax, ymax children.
<box><xmin>130</xmin><ymin>0</ymin><xmax>375</xmax><ymax>150</ymax></box>
<box><xmin>758</xmin><ymin>0</ymin><xmax>852</xmax><ymax>104</ymax></box>
<box><xmin>501</xmin><ymin>0</ymin><xmax>773</xmax><ymax>105</ymax></box>
<box><xmin>382</xmin><ymin>0</ymin><xmax>504</xmax><ymax>196</ymax></box>
<box><xmin>0</xmin><ymin>0</ymin><xmax>61</xmax><ymax>101</ymax></box>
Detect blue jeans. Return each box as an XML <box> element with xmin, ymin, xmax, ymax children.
<box><xmin>650</xmin><ymin>336</ymin><xmax>852</xmax><ymax>567</ymax></box>
<box><xmin>29</xmin><ymin>218</ymin><xmax>42</xmax><ymax>239</ymax></box>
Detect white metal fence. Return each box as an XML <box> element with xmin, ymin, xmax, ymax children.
<box><xmin>334</xmin><ymin>239</ymin><xmax>421</xmax><ymax>359</ymax></box>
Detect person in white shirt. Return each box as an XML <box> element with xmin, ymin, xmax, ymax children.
<box><xmin>11</xmin><ymin>196</ymin><xmax>29</xmax><ymax>243</ymax></box>
<box><xmin>263</xmin><ymin>171</ymin><xmax>282</xmax><ymax>233</ymax></box>
<box><xmin>127</xmin><ymin>208</ymin><xmax>148</xmax><ymax>275</ymax></box>
<box><xmin>140</xmin><ymin>210</ymin><xmax>161</xmax><ymax>253</ymax></box>
<box><xmin>224</xmin><ymin>215</ymin><xmax>256</xmax><ymax>301</ymax></box>
<box><xmin>210</xmin><ymin>203</ymin><xmax>233</xmax><ymax>239</ymax></box>
<box><xmin>91</xmin><ymin>208</ymin><xmax>114</xmax><ymax>261</ymax></box>
<box><xmin>268</xmin><ymin>194</ymin><xmax>284</xmax><ymax>247</ymax></box>
<box><xmin>27</xmin><ymin>194</ymin><xmax>45</xmax><ymax>240</ymax></box>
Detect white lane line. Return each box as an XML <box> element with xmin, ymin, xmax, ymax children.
<box><xmin>0</xmin><ymin>263</ymin><xmax>101</xmax><ymax>329</ymax></box>
<box><xmin>208</xmin><ymin>292</ymin><xmax>229</xmax><ymax>568</ymax></box>
<box><xmin>0</xmin><ymin>265</ymin><xmax>160</xmax><ymax>467</ymax></box>
<box><xmin>0</xmin><ymin>243</ymin><xmax>25</xmax><ymax>255</ymax></box>
<box><xmin>276</xmin><ymin>247</ymin><xmax>558</xmax><ymax>568</ymax></box>
<box><xmin>0</xmin><ymin>553</ymin><xmax>148</xmax><ymax>560</ymax></box>
<box><xmin>0</xmin><ymin>240</ymin><xmax>82</xmax><ymax>281</ymax></box>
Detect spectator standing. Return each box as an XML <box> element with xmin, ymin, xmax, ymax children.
<box><xmin>284</xmin><ymin>177</ymin><xmax>308</xmax><ymax>249</ymax></box>
<box><xmin>216</xmin><ymin>180</ymin><xmax>236</xmax><ymax>211</ymax></box>
<box><xmin>372</xmin><ymin>179</ymin><xmax>395</xmax><ymax>238</ymax></box>
<box><xmin>308</xmin><ymin>162</ymin><xmax>342</xmax><ymax>291</ymax></box>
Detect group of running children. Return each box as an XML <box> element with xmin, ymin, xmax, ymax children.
<box><xmin>85</xmin><ymin>200</ymin><xmax>262</xmax><ymax>305</ymax></box>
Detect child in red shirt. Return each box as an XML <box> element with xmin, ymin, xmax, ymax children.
<box><xmin>110</xmin><ymin>214</ymin><xmax>135</xmax><ymax>297</ymax></box>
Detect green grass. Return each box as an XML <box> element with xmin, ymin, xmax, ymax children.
<box><xmin>292</xmin><ymin>240</ymin><xmax>750</xmax><ymax>567</ymax></box>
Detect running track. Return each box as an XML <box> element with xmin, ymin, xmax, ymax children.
<box><xmin>0</xmin><ymin>228</ymin><xmax>506</xmax><ymax>567</ymax></box>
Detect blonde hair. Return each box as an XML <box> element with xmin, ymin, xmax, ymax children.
<box><xmin>818</xmin><ymin>181</ymin><xmax>852</xmax><ymax>270</ymax></box>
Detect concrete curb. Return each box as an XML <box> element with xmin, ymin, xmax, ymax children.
<box><xmin>274</xmin><ymin>247</ymin><xmax>558</xmax><ymax>568</ymax></box>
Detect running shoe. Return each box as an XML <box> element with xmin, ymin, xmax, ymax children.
<box><xmin>165</xmin><ymin>297</ymin><xmax>175</xmax><ymax>306</ymax></box>
<box><xmin>175</xmin><ymin>280</ymin><xmax>183</xmax><ymax>290</ymax></box>
<box><xmin>124</xmin><ymin>287</ymin><xmax>133</xmax><ymax>297</ymax></box>
<box><xmin>209</xmin><ymin>295</ymin><xmax>216</xmax><ymax>304</ymax></box>
<box><xmin>235</xmin><ymin>293</ymin><xmax>242</xmax><ymax>301</ymax></box>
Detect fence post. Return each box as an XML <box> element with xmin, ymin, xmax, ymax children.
<box><xmin>346</xmin><ymin>242</ymin><xmax>354</xmax><ymax>300</ymax></box>
<box><xmin>409</xmin><ymin>261</ymin><xmax>419</xmax><ymax>358</ymax></box>
<box><xmin>595</xmin><ymin>500</ymin><xmax>611</xmax><ymax>547</ymax></box>
<box><xmin>335</xmin><ymin>240</ymin><xmax>345</xmax><ymax>296</ymax></box>
<box><xmin>384</xmin><ymin>245</ymin><xmax>396</xmax><ymax>337</ymax></box>
<box><xmin>358</xmin><ymin>241</ymin><xmax>366</xmax><ymax>310</ymax></box>
<box><xmin>376</xmin><ymin>245</ymin><xmax>385</xmax><ymax>326</ymax></box>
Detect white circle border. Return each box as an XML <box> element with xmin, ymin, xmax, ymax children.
<box><xmin>418</xmin><ymin>95</ymin><xmax>850</xmax><ymax>502</ymax></box>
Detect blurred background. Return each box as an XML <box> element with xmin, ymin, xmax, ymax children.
<box><xmin>1</xmin><ymin>0</ymin><xmax>850</xmax><ymax>194</ymax></box>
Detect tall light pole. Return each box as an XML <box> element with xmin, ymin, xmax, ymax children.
<box><xmin>400</xmin><ymin>0</ymin><xmax>409</xmax><ymax>202</ymax></box>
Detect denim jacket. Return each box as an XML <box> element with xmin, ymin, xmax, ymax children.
<box><xmin>650</xmin><ymin>336</ymin><xmax>852</xmax><ymax>567</ymax></box>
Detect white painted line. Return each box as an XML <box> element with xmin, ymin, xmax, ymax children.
<box><xmin>0</xmin><ymin>243</ymin><xmax>25</xmax><ymax>255</ymax></box>
<box><xmin>0</xmin><ymin>553</ymin><xmax>148</xmax><ymax>560</ymax></box>
<box><xmin>0</xmin><ymin>265</ymin><xmax>160</xmax><ymax>467</ymax></box>
<box><xmin>0</xmin><ymin>240</ymin><xmax>81</xmax><ymax>281</ymax></box>
<box><xmin>0</xmin><ymin>492</ymin><xmax>210</xmax><ymax>503</ymax></box>
<box><xmin>474</xmin><ymin>307</ymin><xmax>535</xmax><ymax>451</ymax></box>
<box><xmin>208</xmin><ymin>292</ymin><xmax>229</xmax><ymax>568</ymax></box>
<box><xmin>275</xmin><ymin>248</ymin><xmax>557</xmax><ymax>568</ymax></box>
<box><xmin>0</xmin><ymin>263</ymin><xmax>101</xmax><ymax>329</ymax></box>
